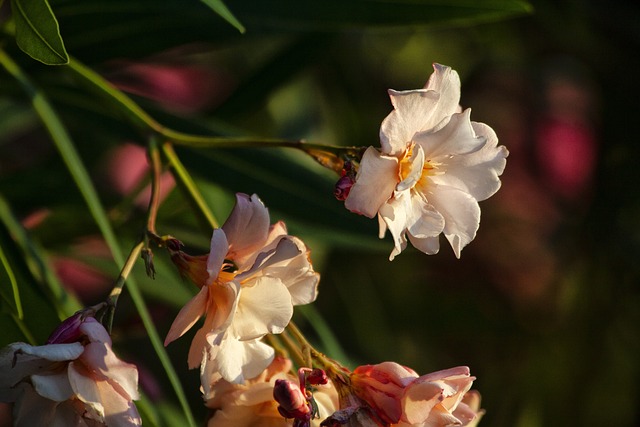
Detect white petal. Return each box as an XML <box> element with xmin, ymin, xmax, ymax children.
<box><xmin>31</xmin><ymin>371</ymin><xmax>74</xmax><ymax>401</ymax></box>
<box><xmin>236</xmin><ymin>237</ymin><xmax>301</xmax><ymax>281</ymax></box>
<box><xmin>408</xmin><ymin>234</ymin><xmax>441</xmax><ymax>256</ymax></box>
<box><xmin>79</xmin><ymin>317</ymin><xmax>112</xmax><ymax>345</ymax></box>
<box><xmin>206</xmin><ymin>337</ymin><xmax>275</xmax><ymax>384</ymax></box>
<box><xmin>68</xmin><ymin>361</ymin><xmax>104</xmax><ymax>417</ymax></box>
<box><xmin>380</xmin><ymin>64</ymin><xmax>461</xmax><ymax>156</ymax></box>
<box><xmin>380</xmin><ymin>89</ymin><xmax>440</xmax><ymax>155</ymax></box>
<box><xmin>0</xmin><ymin>342</ymin><xmax>83</xmax><ymax>387</ymax></box>
<box><xmin>415</xmin><ymin>109</ymin><xmax>485</xmax><ymax>160</ymax></box>
<box><xmin>378</xmin><ymin>195</ymin><xmax>410</xmax><ymax>260</ymax></box>
<box><xmin>345</xmin><ymin>147</ymin><xmax>398</xmax><ymax>218</ymax></box>
<box><xmin>232</xmin><ymin>277</ymin><xmax>294</xmax><ymax>340</ymax></box>
<box><xmin>423</xmin><ymin>63</ymin><xmax>462</xmax><ymax>126</ymax></box>
<box><xmin>405</xmin><ymin>193</ymin><xmax>445</xmax><ymax>239</ymax></box>
<box><xmin>207</xmin><ymin>228</ymin><xmax>229</xmax><ymax>281</ymax></box>
<box><xmin>222</xmin><ymin>193</ymin><xmax>270</xmax><ymax>267</ymax></box>
<box><xmin>431</xmin><ymin>121</ymin><xmax>508</xmax><ymax>201</ymax></box>
<box><xmin>424</xmin><ymin>184</ymin><xmax>481</xmax><ymax>258</ymax></box>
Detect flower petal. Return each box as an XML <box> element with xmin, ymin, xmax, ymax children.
<box><xmin>345</xmin><ymin>147</ymin><xmax>398</xmax><ymax>218</ymax></box>
<box><xmin>415</xmin><ymin>109</ymin><xmax>485</xmax><ymax>161</ymax></box>
<box><xmin>421</xmin><ymin>184</ymin><xmax>480</xmax><ymax>258</ymax></box>
<box><xmin>431</xmin><ymin>121</ymin><xmax>508</xmax><ymax>201</ymax></box>
<box><xmin>164</xmin><ymin>285</ymin><xmax>209</xmax><ymax>346</ymax></box>
<box><xmin>379</xmin><ymin>64</ymin><xmax>461</xmax><ymax>156</ymax></box>
<box><xmin>204</xmin><ymin>336</ymin><xmax>275</xmax><ymax>384</ymax></box>
<box><xmin>207</xmin><ymin>228</ymin><xmax>229</xmax><ymax>281</ymax></box>
<box><xmin>31</xmin><ymin>371</ymin><xmax>74</xmax><ymax>402</ymax></box>
<box><xmin>222</xmin><ymin>193</ymin><xmax>270</xmax><ymax>267</ymax></box>
<box><xmin>232</xmin><ymin>277</ymin><xmax>293</xmax><ymax>340</ymax></box>
<box><xmin>80</xmin><ymin>342</ymin><xmax>139</xmax><ymax>400</ymax></box>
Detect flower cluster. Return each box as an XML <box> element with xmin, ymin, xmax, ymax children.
<box><xmin>1</xmin><ymin>63</ymin><xmax>504</xmax><ymax>427</ymax></box>
<box><xmin>344</xmin><ymin>64</ymin><xmax>508</xmax><ymax>260</ymax></box>
<box><xmin>0</xmin><ymin>311</ymin><xmax>140</xmax><ymax>426</ymax></box>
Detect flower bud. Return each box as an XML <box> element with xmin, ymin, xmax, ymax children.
<box><xmin>307</xmin><ymin>368</ymin><xmax>329</xmax><ymax>386</ymax></box>
<box><xmin>273</xmin><ymin>379</ymin><xmax>312</xmax><ymax>419</ymax></box>
<box><xmin>46</xmin><ymin>311</ymin><xmax>85</xmax><ymax>344</ymax></box>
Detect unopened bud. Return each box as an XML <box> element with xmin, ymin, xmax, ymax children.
<box><xmin>46</xmin><ymin>311</ymin><xmax>86</xmax><ymax>344</ymax></box>
<box><xmin>307</xmin><ymin>368</ymin><xmax>329</xmax><ymax>386</ymax></box>
<box><xmin>274</xmin><ymin>379</ymin><xmax>312</xmax><ymax>419</ymax></box>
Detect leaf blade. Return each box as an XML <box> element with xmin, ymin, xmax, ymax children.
<box><xmin>11</xmin><ymin>0</ymin><xmax>69</xmax><ymax>65</ymax></box>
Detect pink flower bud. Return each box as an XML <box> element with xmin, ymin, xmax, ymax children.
<box><xmin>46</xmin><ymin>311</ymin><xmax>86</xmax><ymax>344</ymax></box>
<box><xmin>307</xmin><ymin>368</ymin><xmax>329</xmax><ymax>386</ymax></box>
<box><xmin>334</xmin><ymin>175</ymin><xmax>355</xmax><ymax>201</ymax></box>
<box><xmin>273</xmin><ymin>379</ymin><xmax>312</xmax><ymax>420</ymax></box>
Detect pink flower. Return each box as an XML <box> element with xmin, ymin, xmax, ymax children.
<box><xmin>345</xmin><ymin>64</ymin><xmax>508</xmax><ymax>260</ymax></box>
<box><xmin>350</xmin><ymin>362</ymin><xmax>481</xmax><ymax>426</ymax></box>
<box><xmin>164</xmin><ymin>193</ymin><xmax>320</xmax><ymax>384</ymax></box>
<box><xmin>0</xmin><ymin>315</ymin><xmax>140</xmax><ymax>426</ymax></box>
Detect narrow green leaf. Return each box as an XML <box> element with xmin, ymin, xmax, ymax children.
<box><xmin>11</xmin><ymin>0</ymin><xmax>69</xmax><ymax>65</ymax></box>
<box><xmin>0</xmin><ymin>242</ymin><xmax>22</xmax><ymax>318</ymax></box>
<box><xmin>199</xmin><ymin>0</ymin><xmax>245</xmax><ymax>33</ymax></box>
<box><xmin>0</xmin><ymin>49</ymin><xmax>197</xmax><ymax>427</ymax></box>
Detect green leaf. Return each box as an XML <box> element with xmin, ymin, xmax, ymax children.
<box><xmin>0</xmin><ymin>240</ymin><xmax>23</xmax><ymax>318</ymax></box>
<box><xmin>11</xmin><ymin>0</ymin><xmax>69</xmax><ymax>65</ymax></box>
<box><xmin>199</xmin><ymin>0</ymin><xmax>245</xmax><ymax>33</ymax></box>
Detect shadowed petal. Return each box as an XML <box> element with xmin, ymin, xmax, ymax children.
<box><xmin>424</xmin><ymin>184</ymin><xmax>481</xmax><ymax>258</ymax></box>
<box><xmin>345</xmin><ymin>147</ymin><xmax>398</xmax><ymax>218</ymax></box>
<box><xmin>207</xmin><ymin>229</ymin><xmax>229</xmax><ymax>281</ymax></box>
<box><xmin>31</xmin><ymin>372</ymin><xmax>74</xmax><ymax>402</ymax></box>
<box><xmin>164</xmin><ymin>285</ymin><xmax>209</xmax><ymax>346</ymax></box>
<box><xmin>222</xmin><ymin>194</ymin><xmax>270</xmax><ymax>266</ymax></box>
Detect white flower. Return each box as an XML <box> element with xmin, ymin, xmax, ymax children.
<box><xmin>345</xmin><ymin>63</ymin><xmax>508</xmax><ymax>260</ymax></box>
<box><xmin>0</xmin><ymin>316</ymin><xmax>140</xmax><ymax>426</ymax></box>
<box><xmin>164</xmin><ymin>193</ymin><xmax>320</xmax><ymax>385</ymax></box>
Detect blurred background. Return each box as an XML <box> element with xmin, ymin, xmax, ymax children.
<box><xmin>1</xmin><ymin>0</ymin><xmax>639</xmax><ymax>426</ymax></box>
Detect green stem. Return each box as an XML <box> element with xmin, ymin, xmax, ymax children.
<box><xmin>162</xmin><ymin>142</ymin><xmax>219</xmax><ymax>229</ymax></box>
<box><xmin>106</xmin><ymin>241</ymin><xmax>144</xmax><ymax>332</ymax></box>
<box><xmin>0</xmin><ymin>49</ymin><xmax>197</xmax><ymax>427</ymax></box>
<box><xmin>65</xmin><ymin>56</ymin><xmax>356</xmax><ymax>154</ymax></box>
<box><xmin>146</xmin><ymin>136</ymin><xmax>163</xmax><ymax>235</ymax></box>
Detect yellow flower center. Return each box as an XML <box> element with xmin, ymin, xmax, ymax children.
<box><xmin>398</xmin><ymin>143</ymin><xmax>439</xmax><ymax>185</ymax></box>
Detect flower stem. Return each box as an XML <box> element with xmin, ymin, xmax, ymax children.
<box><xmin>65</xmin><ymin>56</ymin><xmax>360</xmax><ymax>156</ymax></box>
<box><xmin>161</xmin><ymin>142</ymin><xmax>219</xmax><ymax>229</ymax></box>
<box><xmin>106</xmin><ymin>241</ymin><xmax>144</xmax><ymax>333</ymax></box>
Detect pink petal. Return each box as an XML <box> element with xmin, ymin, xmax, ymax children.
<box><xmin>79</xmin><ymin>317</ymin><xmax>112</xmax><ymax>345</ymax></box>
<box><xmin>401</xmin><ymin>380</ymin><xmax>443</xmax><ymax>424</ymax></box>
<box><xmin>345</xmin><ymin>147</ymin><xmax>398</xmax><ymax>218</ymax></box>
<box><xmin>164</xmin><ymin>285</ymin><xmax>209</xmax><ymax>346</ymax></box>
<box><xmin>80</xmin><ymin>342</ymin><xmax>139</xmax><ymax>400</ymax></box>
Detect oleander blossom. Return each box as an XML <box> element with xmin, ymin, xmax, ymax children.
<box><xmin>164</xmin><ymin>193</ymin><xmax>320</xmax><ymax>385</ymax></box>
<box><xmin>345</xmin><ymin>63</ymin><xmax>508</xmax><ymax>260</ymax></box>
<box><xmin>350</xmin><ymin>362</ymin><xmax>482</xmax><ymax>427</ymax></box>
<box><xmin>0</xmin><ymin>314</ymin><xmax>140</xmax><ymax>426</ymax></box>
<box><xmin>205</xmin><ymin>356</ymin><xmax>338</xmax><ymax>427</ymax></box>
